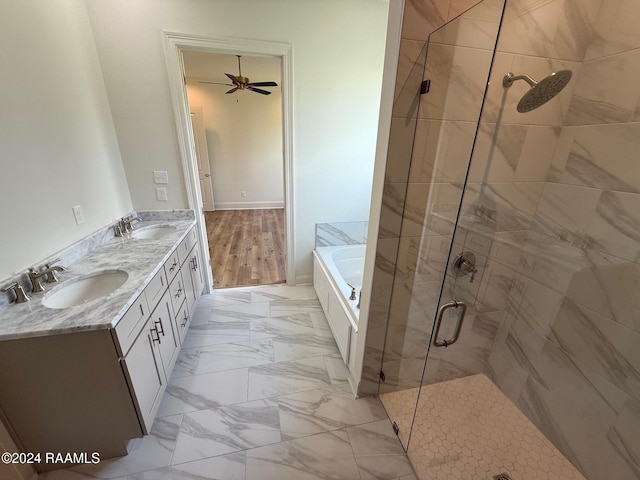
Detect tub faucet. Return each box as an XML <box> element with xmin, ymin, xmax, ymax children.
<box><xmin>347</xmin><ymin>283</ymin><xmax>357</xmax><ymax>301</ymax></box>
<box><xmin>28</xmin><ymin>264</ymin><xmax>67</xmax><ymax>293</ymax></box>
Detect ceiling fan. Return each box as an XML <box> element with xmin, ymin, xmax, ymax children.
<box><xmin>198</xmin><ymin>55</ymin><xmax>278</xmax><ymax>95</ymax></box>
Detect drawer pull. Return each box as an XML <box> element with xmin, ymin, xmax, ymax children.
<box><xmin>154</xmin><ymin>318</ymin><xmax>165</xmax><ymax>336</ymax></box>
<box><xmin>175</xmin><ymin>286</ymin><xmax>183</xmax><ymax>299</ymax></box>
<box><xmin>192</xmin><ymin>256</ymin><xmax>198</xmax><ymax>271</ymax></box>
<box><xmin>169</xmin><ymin>260</ymin><xmax>178</xmax><ymax>272</ymax></box>
<box><xmin>181</xmin><ymin>310</ymin><xmax>188</xmax><ymax>327</ymax></box>
<box><xmin>139</xmin><ymin>304</ymin><xmax>144</xmax><ymax>316</ymax></box>
<box><xmin>150</xmin><ymin>326</ymin><xmax>161</xmax><ymax>344</ymax></box>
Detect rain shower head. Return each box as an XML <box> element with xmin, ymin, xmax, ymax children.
<box><xmin>502</xmin><ymin>70</ymin><xmax>572</xmax><ymax>113</ymax></box>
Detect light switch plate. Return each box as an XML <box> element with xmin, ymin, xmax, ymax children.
<box><xmin>153</xmin><ymin>171</ymin><xmax>169</xmax><ymax>184</ymax></box>
<box><xmin>156</xmin><ymin>187</ymin><xmax>168</xmax><ymax>201</ymax></box>
<box><xmin>72</xmin><ymin>205</ymin><xmax>85</xmax><ymax>225</ymax></box>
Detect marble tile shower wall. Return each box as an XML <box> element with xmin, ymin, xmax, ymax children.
<box><xmin>484</xmin><ymin>1</ymin><xmax>640</xmax><ymax>478</ymax></box>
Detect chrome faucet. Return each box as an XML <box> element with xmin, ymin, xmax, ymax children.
<box><xmin>114</xmin><ymin>216</ymin><xmax>142</xmax><ymax>237</ymax></box>
<box><xmin>347</xmin><ymin>283</ymin><xmax>357</xmax><ymax>301</ymax></box>
<box><xmin>28</xmin><ymin>264</ymin><xmax>67</xmax><ymax>293</ymax></box>
<box><xmin>44</xmin><ymin>258</ymin><xmax>65</xmax><ymax>283</ymax></box>
<box><xmin>119</xmin><ymin>215</ymin><xmax>142</xmax><ymax>234</ymax></box>
<box><xmin>122</xmin><ymin>216</ymin><xmax>142</xmax><ymax>233</ymax></box>
<box><xmin>1</xmin><ymin>282</ymin><xmax>30</xmax><ymax>303</ymax></box>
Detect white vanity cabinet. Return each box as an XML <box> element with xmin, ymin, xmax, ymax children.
<box><xmin>0</xmin><ymin>225</ymin><xmax>205</xmax><ymax>472</ymax></box>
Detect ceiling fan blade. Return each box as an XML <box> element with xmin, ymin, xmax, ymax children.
<box><xmin>247</xmin><ymin>81</ymin><xmax>278</xmax><ymax>87</ymax></box>
<box><xmin>247</xmin><ymin>86</ymin><xmax>271</xmax><ymax>95</ymax></box>
<box><xmin>226</xmin><ymin>87</ymin><xmax>239</xmax><ymax>94</ymax></box>
<box><xmin>199</xmin><ymin>81</ymin><xmax>235</xmax><ymax>86</ymax></box>
<box><xmin>225</xmin><ymin>73</ymin><xmax>239</xmax><ymax>83</ymax></box>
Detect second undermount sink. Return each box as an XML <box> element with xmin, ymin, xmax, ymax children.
<box><xmin>131</xmin><ymin>225</ymin><xmax>177</xmax><ymax>240</ymax></box>
<box><xmin>43</xmin><ymin>270</ymin><xmax>129</xmax><ymax>309</ymax></box>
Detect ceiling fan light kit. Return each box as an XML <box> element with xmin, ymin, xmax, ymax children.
<box><xmin>199</xmin><ymin>55</ymin><xmax>278</xmax><ymax>95</ymax></box>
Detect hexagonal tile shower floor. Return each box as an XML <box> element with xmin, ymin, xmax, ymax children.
<box><xmin>381</xmin><ymin>374</ymin><xmax>586</xmax><ymax>480</ymax></box>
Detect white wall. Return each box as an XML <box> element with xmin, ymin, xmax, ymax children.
<box><xmin>84</xmin><ymin>0</ymin><xmax>389</xmax><ymax>283</ymax></box>
<box><xmin>186</xmin><ymin>81</ymin><xmax>284</xmax><ymax>209</ymax></box>
<box><xmin>0</xmin><ymin>1</ymin><xmax>132</xmax><ymax>281</ymax></box>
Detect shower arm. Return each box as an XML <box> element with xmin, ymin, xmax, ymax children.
<box><xmin>502</xmin><ymin>73</ymin><xmax>538</xmax><ymax>88</ymax></box>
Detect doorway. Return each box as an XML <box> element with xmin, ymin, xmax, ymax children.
<box><xmin>182</xmin><ymin>51</ymin><xmax>286</xmax><ymax>289</ymax></box>
<box><xmin>163</xmin><ymin>33</ymin><xmax>293</xmax><ymax>291</ymax></box>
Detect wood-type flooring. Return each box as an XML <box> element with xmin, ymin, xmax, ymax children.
<box><xmin>205</xmin><ymin>209</ymin><xmax>286</xmax><ymax>288</ymax></box>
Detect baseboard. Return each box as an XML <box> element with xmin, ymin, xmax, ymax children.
<box><xmin>295</xmin><ymin>273</ymin><xmax>313</xmax><ymax>285</ymax></box>
<box><xmin>215</xmin><ymin>201</ymin><xmax>284</xmax><ymax>210</ymax></box>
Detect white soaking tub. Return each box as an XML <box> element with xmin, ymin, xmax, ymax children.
<box><xmin>313</xmin><ymin>244</ymin><xmax>365</xmax><ymax>372</ymax></box>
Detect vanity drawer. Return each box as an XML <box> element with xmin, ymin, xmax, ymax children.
<box><xmin>177</xmin><ymin>227</ymin><xmax>197</xmax><ymax>265</ymax></box>
<box><xmin>114</xmin><ymin>293</ymin><xmax>150</xmax><ymax>356</ymax></box>
<box><xmin>145</xmin><ymin>268</ymin><xmax>168</xmax><ymax>307</ymax></box>
<box><xmin>164</xmin><ymin>250</ymin><xmax>181</xmax><ymax>282</ymax></box>
<box><xmin>168</xmin><ymin>270</ymin><xmax>186</xmax><ymax>314</ymax></box>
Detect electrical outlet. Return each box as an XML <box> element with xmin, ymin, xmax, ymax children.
<box><xmin>72</xmin><ymin>205</ymin><xmax>85</xmax><ymax>225</ymax></box>
<box><xmin>241</xmin><ymin>191</ymin><xmax>247</xmax><ymax>198</ymax></box>
<box><xmin>153</xmin><ymin>171</ymin><xmax>169</xmax><ymax>184</ymax></box>
<box><xmin>156</xmin><ymin>187</ymin><xmax>168</xmax><ymax>201</ymax></box>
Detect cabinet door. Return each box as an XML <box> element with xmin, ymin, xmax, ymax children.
<box><xmin>182</xmin><ymin>249</ymin><xmax>197</xmax><ymax>312</ymax></box>
<box><xmin>121</xmin><ymin>317</ymin><xmax>165</xmax><ymax>433</ymax></box>
<box><xmin>152</xmin><ymin>290</ymin><xmax>180</xmax><ymax>380</ymax></box>
<box><xmin>189</xmin><ymin>247</ymin><xmax>205</xmax><ymax>305</ymax></box>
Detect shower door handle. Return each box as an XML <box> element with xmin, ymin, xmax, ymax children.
<box><xmin>432</xmin><ymin>300</ymin><xmax>467</xmax><ymax>348</ymax></box>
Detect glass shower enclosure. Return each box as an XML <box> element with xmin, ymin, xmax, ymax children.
<box><xmin>375</xmin><ymin>0</ymin><xmax>640</xmax><ymax>479</ymax></box>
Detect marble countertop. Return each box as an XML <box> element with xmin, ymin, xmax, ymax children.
<box><xmin>0</xmin><ymin>218</ymin><xmax>196</xmax><ymax>341</ymax></box>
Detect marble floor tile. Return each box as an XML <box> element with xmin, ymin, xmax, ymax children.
<box><xmin>171</xmin><ymin>399</ymin><xmax>281</xmax><ymax>464</ymax></box>
<box><xmin>200</xmin><ymin>290</ymin><xmax>252</xmax><ymax>305</ymax></box>
<box><xmin>250</xmin><ymin>285</ymin><xmax>319</xmax><ymax>303</ymax></box>
<box><xmin>171</xmin><ymin>345</ymin><xmax>201</xmax><ymax>378</ymax></box>
<box><xmin>310</xmin><ymin>311</ymin><xmax>331</xmax><ymax>329</ymax></box>
<box><xmin>157</xmin><ymin>369</ymin><xmax>248</xmax><ymax>417</ymax></box>
<box><xmin>192</xmin><ymin>338</ymin><xmax>274</xmax><ymax>375</ymax></box>
<box><xmin>128</xmin><ymin>451</ymin><xmax>245</xmax><ymax>479</ymax></box>
<box><xmin>245</xmin><ymin>430</ymin><xmax>361</xmax><ymax>480</ymax></box>
<box><xmin>210</xmin><ymin>301</ymin><xmax>271</xmax><ymax>320</ymax></box>
<box><xmin>268</xmin><ymin>299</ymin><xmax>324</xmax><ymax>317</ymax></box>
<box><xmin>346</xmin><ymin>419</ymin><xmax>406</xmax><ymax>456</ymax></box>
<box><xmin>71</xmin><ymin>415</ymin><xmax>182</xmax><ymax>478</ymax></box>
<box><xmin>38</xmin><ymin>286</ymin><xmax>414</xmax><ymax>480</ymax></box>
<box><xmin>250</xmin><ymin>313</ymin><xmax>316</xmax><ymax>338</ymax></box>
<box><xmin>278</xmin><ymin>385</ymin><xmax>388</xmax><ymax>439</ymax></box>
<box><xmin>39</xmin><ymin>472</ymin><xmax>128</xmax><ymax>480</ymax></box>
<box><xmin>272</xmin><ymin>332</ymin><xmax>339</xmax><ymax>362</ymax></box>
<box><xmin>248</xmin><ymin>356</ymin><xmax>333</xmax><ymax>401</ymax></box>
<box><xmin>181</xmin><ymin>321</ymin><xmax>251</xmax><ymax>348</ymax></box>
<box><xmin>355</xmin><ymin>455</ymin><xmax>417</xmax><ymax>480</ymax></box>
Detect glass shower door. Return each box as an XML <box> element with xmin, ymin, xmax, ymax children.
<box><xmin>377</xmin><ymin>0</ymin><xmax>506</xmax><ymax>450</ymax></box>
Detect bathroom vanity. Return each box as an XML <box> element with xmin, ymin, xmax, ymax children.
<box><xmin>0</xmin><ymin>213</ymin><xmax>205</xmax><ymax>472</ymax></box>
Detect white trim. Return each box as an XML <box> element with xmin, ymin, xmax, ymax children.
<box><xmin>215</xmin><ymin>202</ymin><xmax>285</xmax><ymax>210</ymax></box>
<box><xmin>162</xmin><ymin>32</ymin><xmax>295</xmax><ymax>288</ymax></box>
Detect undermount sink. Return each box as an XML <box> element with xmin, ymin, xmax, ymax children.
<box><xmin>43</xmin><ymin>270</ymin><xmax>129</xmax><ymax>309</ymax></box>
<box><xmin>131</xmin><ymin>225</ymin><xmax>177</xmax><ymax>240</ymax></box>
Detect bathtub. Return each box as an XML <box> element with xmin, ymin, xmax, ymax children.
<box><xmin>313</xmin><ymin>245</ymin><xmax>365</xmax><ymax>371</ymax></box>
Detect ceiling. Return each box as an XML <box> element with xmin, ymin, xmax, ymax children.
<box><xmin>182</xmin><ymin>51</ymin><xmax>282</xmax><ymax>89</ymax></box>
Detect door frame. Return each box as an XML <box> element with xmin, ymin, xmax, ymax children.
<box><xmin>162</xmin><ymin>31</ymin><xmax>294</xmax><ymax>290</ymax></box>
